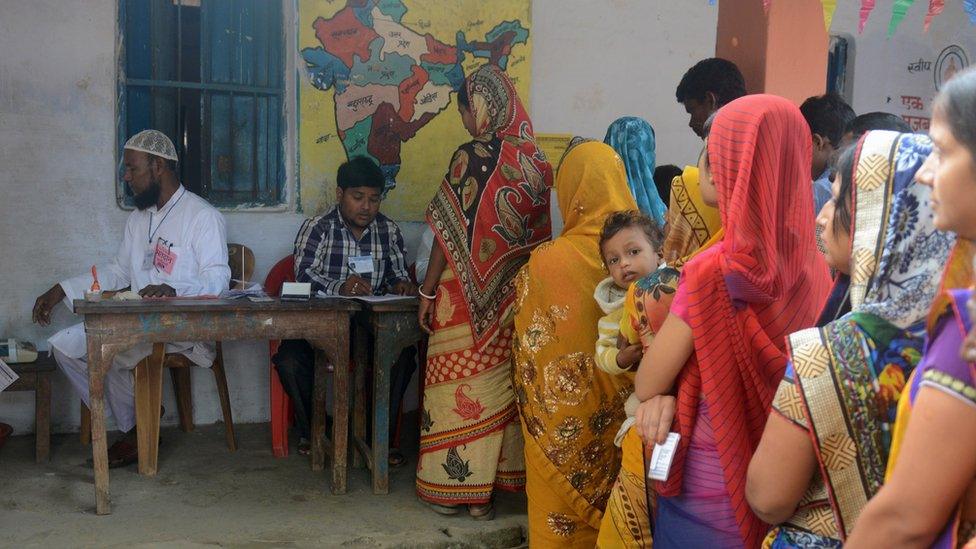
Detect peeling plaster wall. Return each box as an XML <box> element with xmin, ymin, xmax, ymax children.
<box><xmin>0</xmin><ymin>0</ymin><xmax>716</xmax><ymax>434</ymax></box>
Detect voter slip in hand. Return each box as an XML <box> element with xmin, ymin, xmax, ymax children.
<box><xmin>647</xmin><ymin>432</ymin><xmax>681</xmax><ymax>481</ymax></box>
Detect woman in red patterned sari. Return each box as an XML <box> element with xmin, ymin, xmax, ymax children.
<box><xmin>416</xmin><ymin>64</ymin><xmax>553</xmax><ymax>519</ymax></box>
<box><xmin>632</xmin><ymin>95</ymin><xmax>832</xmax><ymax>547</ymax></box>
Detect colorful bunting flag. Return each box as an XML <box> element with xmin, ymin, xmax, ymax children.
<box><xmin>888</xmin><ymin>0</ymin><xmax>916</xmax><ymax>37</ymax></box>
<box><xmin>965</xmin><ymin>0</ymin><xmax>976</xmax><ymax>24</ymax></box>
<box><xmin>859</xmin><ymin>0</ymin><xmax>876</xmax><ymax>33</ymax></box>
<box><xmin>821</xmin><ymin>0</ymin><xmax>838</xmax><ymax>30</ymax></box>
<box><xmin>924</xmin><ymin>0</ymin><xmax>945</xmax><ymax>30</ymax></box>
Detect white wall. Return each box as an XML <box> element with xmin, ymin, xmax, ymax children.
<box><xmin>0</xmin><ymin>0</ymin><xmax>717</xmax><ymax>434</ymax></box>
<box><xmin>829</xmin><ymin>1</ymin><xmax>976</xmax><ymax>121</ymax></box>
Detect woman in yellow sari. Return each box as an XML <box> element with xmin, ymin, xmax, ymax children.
<box><xmin>513</xmin><ymin>141</ymin><xmax>638</xmax><ymax>546</ymax></box>
<box><xmin>597</xmin><ymin>154</ymin><xmax>723</xmax><ymax>548</ymax></box>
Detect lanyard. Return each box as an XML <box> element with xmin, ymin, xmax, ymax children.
<box><xmin>148</xmin><ymin>188</ymin><xmax>186</xmax><ymax>244</ymax></box>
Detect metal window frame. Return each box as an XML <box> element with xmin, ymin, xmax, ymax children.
<box><xmin>116</xmin><ymin>0</ymin><xmax>288</xmax><ymax>211</ymax></box>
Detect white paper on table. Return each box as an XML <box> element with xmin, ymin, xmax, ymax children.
<box><xmin>0</xmin><ymin>358</ymin><xmax>18</xmax><ymax>394</ymax></box>
<box><xmin>220</xmin><ymin>281</ymin><xmax>267</xmax><ymax>299</ymax></box>
<box><xmin>315</xmin><ymin>291</ymin><xmax>416</xmax><ymax>304</ymax></box>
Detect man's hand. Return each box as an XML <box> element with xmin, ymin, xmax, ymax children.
<box><xmin>616</xmin><ymin>344</ymin><xmax>644</xmax><ymax>371</ymax></box>
<box><xmin>339</xmin><ymin>275</ymin><xmax>372</xmax><ymax>297</ymax></box>
<box><xmin>392</xmin><ymin>280</ymin><xmax>418</xmax><ymax>296</ymax></box>
<box><xmin>32</xmin><ymin>284</ymin><xmax>66</xmax><ymax>326</ymax></box>
<box><xmin>634</xmin><ymin>395</ymin><xmax>677</xmax><ymax>446</ymax></box>
<box><xmin>139</xmin><ymin>284</ymin><xmax>176</xmax><ymax>298</ymax></box>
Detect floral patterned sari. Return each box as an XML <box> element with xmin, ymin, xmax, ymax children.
<box><xmin>513</xmin><ymin>142</ymin><xmax>637</xmax><ymax>547</ymax></box>
<box><xmin>767</xmin><ymin>131</ymin><xmax>954</xmax><ymax>547</ymax></box>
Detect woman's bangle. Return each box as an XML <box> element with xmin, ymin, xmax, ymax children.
<box><xmin>418</xmin><ymin>287</ymin><xmax>437</xmax><ymax>300</ymax></box>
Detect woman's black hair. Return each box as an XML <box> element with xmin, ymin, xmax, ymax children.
<box><xmin>456</xmin><ymin>83</ymin><xmax>470</xmax><ymax>110</ymax></box>
<box><xmin>935</xmin><ymin>66</ymin><xmax>976</xmax><ymax>161</ymax></box>
<box><xmin>832</xmin><ymin>143</ymin><xmax>857</xmax><ymax>236</ymax></box>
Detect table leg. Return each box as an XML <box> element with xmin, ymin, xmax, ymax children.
<box><xmin>35</xmin><ymin>372</ymin><xmax>51</xmax><ymax>463</ymax></box>
<box><xmin>135</xmin><ymin>343</ymin><xmax>165</xmax><ymax>476</ymax></box>
<box><xmin>87</xmin><ymin>340</ymin><xmax>125</xmax><ymax>515</ymax></box>
<box><xmin>352</xmin><ymin>323</ymin><xmax>369</xmax><ymax>469</ymax></box>
<box><xmin>311</xmin><ymin>348</ymin><xmax>328</xmax><ymax>472</ymax></box>
<box><xmin>331</xmin><ymin>319</ymin><xmax>351</xmax><ymax>496</ymax></box>
<box><xmin>371</xmin><ymin>331</ymin><xmax>393</xmax><ymax>495</ymax></box>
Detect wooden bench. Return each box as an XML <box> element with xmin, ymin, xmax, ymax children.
<box><xmin>6</xmin><ymin>354</ymin><xmax>55</xmax><ymax>463</ymax></box>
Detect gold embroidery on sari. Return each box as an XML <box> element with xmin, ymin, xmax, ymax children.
<box><xmin>547</xmin><ymin>513</ymin><xmax>577</xmax><ymax>537</ymax></box>
<box><xmin>553</xmin><ymin>416</ymin><xmax>583</xmax><ymax>446</ymax></box>
<box><xmin>523</xmin><ymin>305</ymin><xmax>569</xmax><ymax>355</ymax></box>
<box><xmin>543</xmin><ymin>352</ymin><xmax>592</xmax><ymax>406</ymax></box>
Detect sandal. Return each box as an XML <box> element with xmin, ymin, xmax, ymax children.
<box><xmin>427</xmin><ymin>502</ymin><xmax>462</xmax><ymax>516</ymax></box>
<box><xmin>297</xmin><ymin>438</ymin><xmax>311</xmax><ymax>456</ymax></box>
<box><xmin>468</xmin><ymin>502</ymin><xmax>495</xmax><ymax>521</ymax></box>
<box><xmin>388</xmin><ymin>449</ymin><xmax>406</xmax><ymax>468</ymax></box>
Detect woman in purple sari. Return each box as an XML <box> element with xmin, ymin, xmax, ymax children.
<box><xmin>847</xmin><ymin>67</ymin><xmax>976</xmax><ymax>549</ymax></box>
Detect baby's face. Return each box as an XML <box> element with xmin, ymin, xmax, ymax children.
<box><xmin>601</xmin><ymin>226</ymin><xmax>661</xmax><ymax>289</ymax></box>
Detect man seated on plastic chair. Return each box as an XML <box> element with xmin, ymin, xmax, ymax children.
<box><xmin>32</xmin><ymin>130</ymin><xmax>230</xmax><ymax>468</ymax></box>
<box><xmin>274</xmin><ymin>156</ymin><xmax>417</xmax><ymax>463</ymax></box>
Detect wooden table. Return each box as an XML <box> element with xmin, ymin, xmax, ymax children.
<box><xmin>7</xmin><ymin>354</ymin><xmax>57</xmax><ymax>463</ymax></box>
<box><xmin>75</xmin><ymin>297</ymin><xmax>360</xmax><ymax>515</ymax></box>
<box><xmin>350</xmin><ymin>297</ymin><xmax>424</xmax><ymax>494</ymax></box>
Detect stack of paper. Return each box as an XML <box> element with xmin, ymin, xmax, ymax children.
<box><xmin>220</xmin><ymin>281</ymin><xmax>267</xmax><ymax>300</ymax></box>
<box><xmin>0</xmin><ymin>358</ymin><xmax>18</xmax><ymax>394</ymax></box>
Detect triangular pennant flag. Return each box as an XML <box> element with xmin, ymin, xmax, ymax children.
<box><xmin>924</xmin><ymin>0</ymin><xmax>945</xmax><ymax>30</ymax></box>
<box><xmin>859</xmin><ymin>0</ymin><xmax>877</xmax><ymax>33</ymax></box>
<box><xmin>888</xmin><ymin>0</ymin><xmax>916</xmax><ymax>37</ymax></box>
<box><xmin>965</xmin><ymin>0</ymin><xmax>976</xmax><ymax>24</ymax></box>
<box><xmin>822</xmin><ymin>0</ymin><xmax>838</xmax><ymax>30</ymax></box>
<box><xmin>709</xmin><ymin>0</ymin><xmax>716</xmax><ymax>5</ymax></box>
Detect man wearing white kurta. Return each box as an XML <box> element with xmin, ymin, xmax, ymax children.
<box><xmin>32</xmin><ymin>130</ymin><xmax>230</xmax><ymax>467</ymax></box>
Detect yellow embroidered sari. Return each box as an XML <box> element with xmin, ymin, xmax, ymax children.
<box><xmin>597</xmin><ymin>166</ymin><xmax>723</xmax><ymax>548</ymax></box>
<box><xmin>513</xmin><ymin>142</ymin><xmax>638</xmax><ymax>546</ymax></box>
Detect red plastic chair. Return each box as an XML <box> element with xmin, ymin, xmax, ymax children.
<box><xmin>265</xmin><ymin>255</ymin><xmax>296</xmax><ymax>457</ymax></box>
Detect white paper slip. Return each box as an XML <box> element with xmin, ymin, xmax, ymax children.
<box><xmin>354</xmin><ymin>294</ymin><xmax>417</xmax><ymax>304</ymax></box>
<box><xmin>647</xmin><ymin>432</ymin><xmax>681</xmax><ymax>481</ymax></box>
<box><xmin>0</xmin><ymin>358</ymin><xmax>19</xmax><ymax>394</ymax></box>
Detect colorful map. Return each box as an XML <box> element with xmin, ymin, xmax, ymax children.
<box><xmin>298</xmin><ymin>0</ymin><xmax>532</xmax><ymax>219</ymax></box>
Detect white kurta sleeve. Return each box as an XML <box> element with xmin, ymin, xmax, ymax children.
<box><xmin>59</xmin><ymin>215</ymin><xmax>135</xmax><ymax>311</ymax></box>
<box><xmin>167</xmin><ymin>209</ymin><xmax>230</xmax><ymax>297</ymax></box>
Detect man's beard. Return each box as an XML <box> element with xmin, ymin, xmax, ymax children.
<box><xmin>132</xmin><ymin>177</ymin><xmax>162</xmax><ymax>210</ymax></box>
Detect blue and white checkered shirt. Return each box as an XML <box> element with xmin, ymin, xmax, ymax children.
<box><xmin>293</xmin><ymin>206</ymin><xmax>410</xmax><ymax>295</ymax></box>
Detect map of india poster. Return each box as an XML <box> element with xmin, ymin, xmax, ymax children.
<box><xmin>298</xmin><ymin>0</ymin><xmax>532</xmax><ymax>219</ymax></box>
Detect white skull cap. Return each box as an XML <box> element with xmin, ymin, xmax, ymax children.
<box><xmin>124</xmin><ymin>129</ymin><xmax>178</xmax><ymax>162</ymax></box>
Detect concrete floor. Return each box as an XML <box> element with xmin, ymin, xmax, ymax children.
<box><xmin>0</xmin><ymin>423</ymin><xmax>528</xmax><ymax>548</ymax></box>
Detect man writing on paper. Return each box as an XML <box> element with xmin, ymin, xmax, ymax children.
<box><xmin>274</xmin><ymin>156</ymin><xmax>417</xmax><ymax>460</ymax></box>
<box><xmin>32</xmin><ymin>130</ymin><xmax>230</xmax><ymax>468</ymax></box>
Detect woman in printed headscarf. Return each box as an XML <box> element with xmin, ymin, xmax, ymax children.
<box><xmin>746</xmin><ymin>131</ymin><xmax>953</xmax><ymax>548</ymax></box>
<box><xmin>415</xmin><ymin>64</ymin><xmax>553</xmax><ymax>519</ymax></box>
<box><xmin>632</xmin><ymin>95</ymin><xmax>832</xmax><ymax>548</ymax></box>
<box><xmin>847</xmin><ymin>67</ymin><xmax>976</xmax><ymax>549</ymax></box>
<box><xmin>597</xmin><ymin>134</ymin><xmax>724</xmax><ymax>549</ymax></box>
<box><xmin>604</xmin><ymin>117</ymin><xmax>668</xmax><ymax>226</ymax></box>
<box><xmin>512</xmin><ymin>141</ymin><xmax>637</xmax><ymax>547</ymax></box>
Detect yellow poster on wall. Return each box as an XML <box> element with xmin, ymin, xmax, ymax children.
<box><xmin>297</xmin><ymin>0</ymin><xmax>532</xmax><ymax>220</ymax></box>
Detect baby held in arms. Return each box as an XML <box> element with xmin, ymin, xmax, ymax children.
<box><xmin>594</xmin><ymin>210</ymin><xmax>665</xmax><ymax>377</ymax></box>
